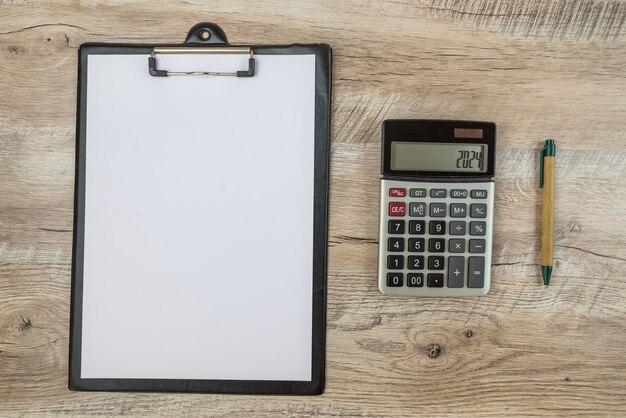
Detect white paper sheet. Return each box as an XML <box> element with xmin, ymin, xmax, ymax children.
<box><xmin>81</xmin><ymin>53</ymin><xmax>316</xmax><ymax>381</ymax></box>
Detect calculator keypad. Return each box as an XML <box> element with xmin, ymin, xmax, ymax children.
<box><xmin>379</xmin><ymin>180</ymin><xmax>494</xmax><ymax>296</ymax></box>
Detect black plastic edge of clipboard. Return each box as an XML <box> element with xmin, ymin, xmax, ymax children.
<box><xmin>69</xmin><ymin>33</ymin><xmax>331</xmax><ymax>395</ymax></box>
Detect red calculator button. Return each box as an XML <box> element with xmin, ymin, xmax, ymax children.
<box><xmin>388</xmin><ymin>202</ymin><xmax>406</xmax><ymax>217</ymax></box>
<box><xmin>389</xmin><ymin>188</ymin><xmax>407</xmax><ymax>197</ymax></box>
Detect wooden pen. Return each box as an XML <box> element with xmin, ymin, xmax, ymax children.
<box><xmin>540</xmin><ymin>139</ymin><xmax>556</xmax><ymax>285</ymax></box>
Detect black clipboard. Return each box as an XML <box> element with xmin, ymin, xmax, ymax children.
<box><xmin>70</xmin><ymin>23</ymin><xmax>331</xmax><ymax>395</ymax></box>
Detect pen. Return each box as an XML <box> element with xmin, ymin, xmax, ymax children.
<box><xmin>540</xmin><ymin>139</ymin><xmax>556</xmax><ymax>286</ymax></box>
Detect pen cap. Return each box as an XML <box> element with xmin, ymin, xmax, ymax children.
<box><xmin>540</xmin><ymin>139</ymin><xmax>556</xmax><ymax>188</ymax></box>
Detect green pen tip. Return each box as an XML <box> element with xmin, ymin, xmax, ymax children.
<box><xmin>542</xmin><ymin>266</ymin><xmax>552</xmax><ymax>286</ymax></box>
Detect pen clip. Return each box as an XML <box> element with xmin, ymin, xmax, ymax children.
<box><xmin>539</xmin><ymin>139</ymin><xmax>556</xmax><ymax>188</ymax></box>
<box><xmin>539</xmin><ymin>145</ymin><xmax>546</xmax><ymax>189</ymax></box>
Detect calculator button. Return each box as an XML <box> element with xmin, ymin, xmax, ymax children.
<box><xmin>408</xmin><ymin>256</ymin><xmax>424</xmax><ymax>270</ymax></box>
<box><xmin>429</xmin><ymin>238</ymin><xmax>445</xmax><ymax>252</ymax></box>
<box><xmin>429</xmin><ymin>220</ymin><xmax>446</xmax><ymax>235</ymax></box>
<box><xmin>428</xmin><ymin>256</ymin><xmax>444</xmax><ymax>270</ymax></box>
<box><xmin>409</xmin><ymin>220</ymin><xmax>426</xmax><ymax>235</ymax></box>
<box><xmin>389</xmin><ymin>187</ymin><xmax>406</xmax><ymax>197</ymax></box>
<box><xmin>449</xmin><ymin>239</ymin><xmax>466</xmax><ymax>253</ymax></box>
<box><xmin>387</xmin><ymin>273</ymin><xmax>403</xmax><ymax>287</ymax></box>
<box><xmin>470</xmin><ymin>204</ymin><xmax>487</xmax><ymax>218</ymax></box>
<box><xmin>469</xmin><ymin>221</ymin><xmax>486</xmax><ymax>236</ymax></box>
<box><xmin>407</xmin><ymin>273</ymin><xmax>424</xmax><ymax>287</ymax></box>
<box><xmin>450</xmin><ymin>203</ymin><xmax>467</xmax><ymax>218</ymax></box>
<box><xmin>430</xmin><ymin>203</ymin><xmax>446</xmax><ymax>217</ymax></box>
<box><xmin>430</xmin><ymin>189</ymin><xmax>447</xmax><ymax>198</ymax></box>
<box><xmin>468</xmin><ymin>257</ymin><xmax>485</xmax><ymax>288</ymax></box>
<box><xmin>388</xmin><ymin>220</ymin><xmax>405</xmax><ymax>234</ymax></box>
<box><xmin>447</xmin><ymin>256</ymin><xmax>465</xmax><ymax>288</ymax></box>
<box><xmin>471</xmin><ymin>189</ymin><xmax>488</xmax><ymax>199</ymax></box>
<box><xmin>409</xmin><ymin>202</ymin><xmax>427</xmax><ymax>217</ymax></box>
<box><xmin>469</xmin><ymin>239</ymin><xmax>486</xmax><ymax>253</ymax></box>
<box><xmin>449</xmin><ymin>221</ymin><xmax>466</xmax><ymax>235</ymax></box>
<box><xmin>451</xmin><ymin>189</ymin><xmax>468</xmax><ymax>198</ymax></box>
<box><xmin>409</xmin><ymin>188</ymin><xmax>427</xmax><ymax>198</ymax></box>
<box><xmin>388</xmin><ymin>237</ymin><xmax>404</xmax><ymax>252</ymax></box>
<box><xmin>408</xmin><ymin>238</ymin><xmax>425</xmax><ymax>252</ymax></box>
<box><xmin>387</xmin><ymin>255</ymin><xmax>404</xmax><ymax>269</ymax></box>
<box><xmin>389</xmin><ymin>202</ymin><xmax>406</xmax><ymax>217</ymax></box>
<box><xmin>427</xmin><ymin>273</ymin><xmax>444</xmax><ymax>287</ymax></box>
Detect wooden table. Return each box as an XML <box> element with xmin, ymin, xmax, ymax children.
<box><xmin>1</xmin><ymin>1</ymin><xmax>625</xmax><ymax>416</ymax></box>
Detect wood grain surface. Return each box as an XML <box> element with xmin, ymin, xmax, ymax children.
<box><xmin>1</xmin><ymin>0</ymin><xmax>625</xmax><ymax>416</ymax></box>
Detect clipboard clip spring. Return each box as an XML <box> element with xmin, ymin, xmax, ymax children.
<box><xmin>148</xmin><ymin>47</ymin><xmax>255</xmax><ymax>77</ymax></box>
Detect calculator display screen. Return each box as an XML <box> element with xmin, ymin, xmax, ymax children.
<box><xmin>390</xmin><ymin>142</ymin><xmax>487</xmax><ymax>173</ymax></box>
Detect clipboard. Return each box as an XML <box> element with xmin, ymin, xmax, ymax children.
<box><xmin>70</xmin><ymin>23</ymin><xmax>331</xmax><ymax>395</ymax></box>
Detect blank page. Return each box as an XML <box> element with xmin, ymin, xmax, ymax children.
<box><xmin>81</xmin><ymin>53</ymin><xmax>316</xmax><ymax>380</ymax></box>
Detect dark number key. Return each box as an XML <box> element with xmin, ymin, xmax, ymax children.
<box><xmin>387</xmin><ymin>272</ymin><xmax>403</xmax><ymax>287</ymax></box>
<box><xmin>427</xmin><ymin>273</ymin><xmax>444</xmax><ymax>287</ymax></box>
<box><xmin>408</xmin><ymin>255</ymin><xmax>424</xmax><ymax>270</ymax></box>
<box><xmin>429</xmin><ymin>238</ymin><xmax>445</xmax><ymax>252</ymax></box>
<box><xmin>407</xmin><ymin>273</ymin><xmax>424</xmax><ymax>287</ymax></box>
<box><xmin>408</xmin><ymin>238</ymin><xmax>425</xmax><ymax>252</ymax></box>
<box><xmin>409</xmin><ymin>220</ymin><xmax>426</xmax><ymax>235</ymax></box>
<box><xmin>429</xmin><ymin>220</ymin><xmax>446</xmax><ymax>235</ymax></box>
<box><xmin>388</xmin><ymin>220</ymin><xmax>405</xmax><ymax>234</ymax></box>
<box><xmin>388</xmin><ymin>237</ymin><xmax>404</xmax><ymax>252</ymax></box>
<box><xmin>387</xmin><ymin>255</ymin><xmax>404</xmax><ymax>270</ymax></box>
<box><xmin>428</xmin><ymin>256</ymin><xmax>444</xmax><ymax>270</ymax></box>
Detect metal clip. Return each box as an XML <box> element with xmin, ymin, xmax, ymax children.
<box><xmin>148</xmin><ymin>47</ymin><xmax>255</xmax><ymax>77</ymax></box>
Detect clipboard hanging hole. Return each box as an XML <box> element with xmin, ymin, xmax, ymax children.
<box><xmin>184</xmin><ymin>22</ymin><xmax>229</xmax><ymax>45</ymax></box>
<box><xmin>199</xmin><ymin>29</ymin><xmax>211</xmax><ymax>41</ymax></box>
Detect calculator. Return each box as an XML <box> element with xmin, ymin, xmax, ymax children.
<box><xmin>378</xmin><ymin>120</ymin><xmax>496</xmax><ymax>296</ymax></box>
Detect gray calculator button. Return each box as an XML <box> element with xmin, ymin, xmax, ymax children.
<box><xmin>410</xmin><ymin>188</ymin><xmax>427</xmax><ymax>198</ymax></box>
<box><xmin>430</xmin><ymin>189</ymin><xmax>447</xmax><ymax>198</ymax></box>
<box><xmin>409</xmin><ymin>202</ymin><xmax>427</xmax><ymax>217</ymax></box>
<box><xmin>469</xmin><ymin>239</ymin><xmax>486</xmax><ymax>253</ymax></box>
<box><xmin>471</xmin><ymin>189</ymin><xmax>488</xmax><ymax>199</ymax></box>
<box><xmin>468</xmin><ymin>257</ymin><xmax>485</xmax><ymax>288</ymax></box>
<box><xmin>449</xmin><ymin>221</ymin><xmax>466</xmax><ymax>235</ymax></box>
<box><xmin>469</xmin><ymin>221</ymin><xmax>486</xmax><ymax>236</ymax></box>
<box><xmin>430</xmin><ymin>203</ymin><xmax>446</xmax><ymax>217</ymax></box>
<box><xmin>449</xmin><ymin>239</ymin><xmax>466</xmax><ymax>253</ymax></box>
<box><xmin>451</xmin><ymin>189</ymin><xmax>467</xmax><ymax>198</ymax></box>
<box><xmin>450</xmin><ymin>203</ymin><xmax>467</xmax><ymax>218</ymax></box>
<box><xmin>448</xmin><ymin>256</ymin><xmax>465</xmax><ymax>288</ymax></box>
<box><xmin>470</xmin><ymin>204</ymin><xmax>487</xmax><ymax>218</ymax></box>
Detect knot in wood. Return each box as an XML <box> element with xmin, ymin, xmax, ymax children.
<box><xmin>427</xmin><ymin>344</ymin><xmax>441</xmax><ymax>358</ymax></box>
